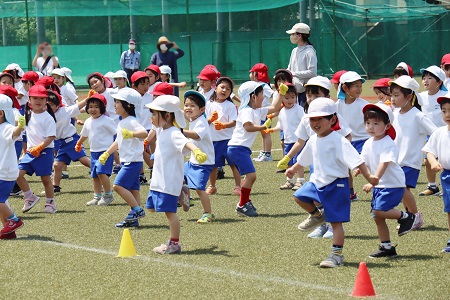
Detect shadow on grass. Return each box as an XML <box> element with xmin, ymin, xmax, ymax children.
<box><xmin>20</xmin><ymin>215</ymin><xmax>46</xmax><ymax>220</ymax></box>
<box><xmin>343</xmin><ymin>261</ymin><xmax>394</xmax><ymax>268</ymax></box>
<box><xmin>421</xmin><ymin>225</ymin><xmax>448</xmax><ymax>232</ymax></box>
<box><xmin>395</xmin><ymin>254</ymin><xmax>440</xmax><ymax>261</ymax></box>
<box><xmin>138</xmin><ymin>224</ymin><xmax>170</xmax><ymax>230</ymax></box>
<box><xmin>258</xmin><ymin>212</ymin><xmax>300</xmax><ymax>218</ymax></box>
<box><xmin>49</xmin><ymin>210</ymin><xmax>86</xmax><ymax>214</ymax></box>
<box><xmin>19</xmin><ymin>234</ymin><xmax>61</xmax><ymax>242</ymax></box>
<box><xmin>183</xmin><ymin>245</ymin><xmax>236</xmax><ymax>257</ymax></box>
<box><xmin>187</xmin><ymin>218</ymin><xmax>246</xmax><ymax>224</ymax></box>
<box><xmin>345</xmin><ymin>234</ymin><xmax>378</xmax><ymax>241</ymax></box>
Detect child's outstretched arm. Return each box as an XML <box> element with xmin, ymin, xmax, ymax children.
<box><xmin>99</xmin><ymin>141</ymin><xmax>118</xmax><ymax>165</ymax></box>
<box><xmin>121</xmin><ymin>128</ymin><xmax>148</xmax><ymax>139</ymax></box>
<box><xmin>12</xmin><ymin>116</ymin><xmax>25</xmax><ymax>139</ymax></box>
<box><xmin>285</xmin><ymin>162</ymin><xmax>302</xmax><ymax>179</ymax></box>
<box><xmin>354</xmin><ymin>162</ymin><xmax>379</xmax><ymax>186</ymax></box>
<box><xmin>426</xmin><ymin>152</ymin><xmax>443</xmax><ymax>172</ymax></box>
<box><xmin>184</xmin><ymin>142</ymin><xmax>207</xmax><ymax>164</ymax></box>
<box><xmin>28</xmin><ymin>135</ymin><xmax>55</xmax><ymax>157</ymax></box>
<box><xmin>213</xmin><ymin>120</ymin><xmax>236</xmax><ymax>131</ymax></box>
<box><xmin>277</xmin><ymin>138</ymin><xmax>306</xmax><ymax>170</ymax></box>
<box><xmin>267</xmin><ymin>83</ymin><xmax>288</xmax><ymax>114</ymax></box>
<box><xmin>75</xmin><ymin>136</ymin><xmax>88</xmax><ymax>152</ymax></box>
<box><xmin>143</xmin><ymin>129</ymin><xmax>156</xmax><ymax>150</ymax></box>
<box><xmin>243</xmin><ymin>119</ymin><xmax>271</xmax><ymax>133</ymax></box>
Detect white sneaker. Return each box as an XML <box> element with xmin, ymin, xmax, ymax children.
<box><xmin>98</xmin><ymin>193</ymin><xmax>114</xmax><ymax>206</ymax></box>
<box><xmin>86</xmin><ymin>195</ymin><xmax>101</xmax><ymax>206</ymax></box>
<box><xmin>307</xmin><ymin>224</ymin><xmax>327</xmax><ymax>238</ymax></box>
<box><xmin>253</xmin><ymin>152</ymin><xmax>264</xmax><ymax>161</ymax></box>
<box><xmin>323</xmin><ymin>225</ymin><xmax>334</xmax><ymax>239</ymax></box>
<box><xmin>298</xmin><ymin>213</ymin><xmax>326</xmax><ymax>231</ymax></box>
<box><xmin>320</xmin><ymin>253</ymin><xmax>344</xmax><ymax>268</ymax></box>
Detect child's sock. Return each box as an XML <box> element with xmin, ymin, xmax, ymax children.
<box><xmin>381</xmin><ymin>240</ymin><xmax>392</xmax><ymax>249</ymax></box>
<box><xmin>398</xmin><ymin>211</ymin><xmax>409</xmax><ymax>220</ymax></box>
<box><xmin>286</xmin><ymin>177</ymin><xmax>294</xmax><ymax>183</ymax></box>
<box><xmin>7</xmin><ymin>213</ymin><xmax>19</xmax><ymax>222</ymax></box>
<box><xmin>309</xmin><ymin>207</ymin><xmax>322</xmax><ymax>218</ymax></box>
<box><xmin>104</xmin><ymin>191</ymin><xmax>112</xmax><ymax>196</ymax></box>
<box><xmin>239</xmin><ymin>187</ymin><xmax>251</xmax><ymax>207</ymax></box>
<box><xmin>23</xmin><ymin>190</ymin><xmax>33</xmax><ymax>199</ymax></box>
<box><xmin>332</xmin><ymin>244</ymin><xmax>343</xmax><ymax>255</ymax></box>
<box><xmin>95</xmin><ymin>193</ymin><xmax>102</xmax><ymax>198</ymax></box>
<box><xmin>350</xmin><ymin>188</ymin><xmax>355</xmax><ymax>195</ymax></box>
<box><xmin>46</xmin><ymin>198</ymin><xmax>54</xmax><ymax>203</ymax></box>
<box><xmin>131</xmin><ymin>206</ymin><xmax>141</xmax><ymax>211</ymax></box>
<box><xmin>265</xmin><ymin>152</ymin><xmax>271</xmax><ymax>157</ymax></box>
<box><xmin>170</xmin><ymin>238</ymin><xmax>179</xmax><ymax>245</ymax></box>
<box><xmin>297</xmin><ymin>177</ymin><xmax>305</xmax><ymax>183</ymax></box>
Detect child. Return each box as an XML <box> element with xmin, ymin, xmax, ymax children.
<box><xmin>286</xmin><ymin>97</ymin><xmax>377</xmax><ymax>268</ymax></box>
<box><xmin>159</xmin><ymin>65</ymin><xmax>186</xmax><ymax>88</ymax></box>
<box><xmin>144</xmin><ymin>64</ymin><xmax>162</xmax><ymax>95</ymax></box>
<box><xmin>99</xmin><ymin>88</ymin><xmax>147</xmax><ymax>228</ymax></box>
<box><xmin>441</xmin><ymin>54</ymin><xmax>450</xmax><ymax>91</ymax></box>
<box><xmin>183</xmin><ymin>90</ymin><xmax>216</xmax><ymax>223</ymax></box>
<box><xmin>336</xmin><ymin>71</ymin><xmax>370</xmax><ymax>200</ymax></box>
<box><xmin>389</xmin><ymin>75</ymin><xmax>437</xmax><ymax>230</ymax></box>
<box><xmin>112</xmin><ymin>70</ymin><xmax>129</xmax><ymax>90</ymax></box>
<box><xmin>197</xmin><ymin>65</ymin><xmax>219</xmax><ymax>100</ymax></box>
<box><xmin>359</xmin><ymin>102</ymin><xmax>416</xmax><ymax>258</ymax></box>
<box><xmin>0</xmin><ymin>72</ymin><xmax>14</xmax><ymax>87</ymax></box>
<box><xmin>227</xmin><ymin>81</ymin><xmax>283</xmax><ymax>217</ymax></box>
<box><xmin>18</xmin><ymin>71</ymin><xmax>39</xmax><ymax>112</ymax></box>
<box><xmin>205</xmin><ymin>77</ymin><xmax>241</xmax><ymax>196</ymax></box>
<box><xmin>17</xmin><ymin>85</ymin><xmax>57</xmax><ymax>213</ymax></box>
<box><xmin>372</xmin><ymin>78</ymin><xmax>392</xmax><ymax>106</ymax></box>
<box><xmin>145</xmin><ymin>95</ymin><xmax>208</xmax><ymax>254</ymax></box>
<box><xmin>422</xmin><ymin>93</ymin><xmax>450</xmax><ymax>252</ymax></box>
<box><xmin>77</xmin><ymin>94</ymin><xmax>117</xmax><ymax>206</ymax></box>
<box><xmin>51</xmin><ymin>67</ymin><xmax>78</xmax><ymax>106</ymax></box>
<box><xmin>418</xmin><ymin>66</ymin><xmax>448</xmax><ymax>196</ymax></box>
<box><xmin>394</xmin><ymin>62</ymin><xmax>414</xmax><ymax>79</ymax></box>
<box><xmin>0</xmin><ymin>95</ymin><xmax>25</xmax><ymax>239</ymax></box>
<box><xmin>249</xmin><ymin>63</ymin><xmax>274</xmax><ymax>162</ymax></box>
<box><xmin>330</xmin><ymin>70</ymin><xmax>347</xmax><ymax>92</ymax></box>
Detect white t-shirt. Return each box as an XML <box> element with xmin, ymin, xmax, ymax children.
<box><xmin>261</xmin><ymin>82</ymin><xmax>273</xmax><ymax>108</ymax></box>
<box><xmin>418</xmin><ymin>90</ymin><xmax>447</xmax><ymax>127</ymax></box>
<box><xmin>361</xmin><ymin>135</ymin><xmax>405</xmax><ymax>188</ymax></box>
<box><xmin>274</xmin><ymin>104</ymin><xmax>304</xmax><ymax>144</ymax></box>
<box><xmin>115</xmin><ymin>116</ymin><xmax>145</xmax><ymax>162</ymax></box>
<box><xmin>335</xmin><ymin>98</ymin><xmax>370</xmax><ymax>141</ymax></box>
<box><xmin>393</xmin><ymin>107</ymin><xmax>437</xmax><ymax>169</ymax></box>
<box><xmin>205</xmin><ymin>100</ymin><xmax>238</xmax><ymax>141</ymax></box>
<box><xmin>80</xmin><ymin>115</ymin><xmax>117</xmax><ymax>152</ymax></box>
<box><xmin>228</xmin><ymin>107</ymin><xmax>269</xmax><ymax>149</ymax></box>
<box><xmin>287</xmin><ymin>45</ymin><xmax>317</xmax><ymax>93</ymax></box>
<box><xmin>296</xmin><ymin>131</ymin><xmax>363</xmax><ymax>188</ymax></box>
<box><xmin>36</xmin><ymin>56</ymin><xmax>59</xmax><ymax>76</ymax></box>
<box><xmin>444</xmin><ymin>78</ymin><xmax>450</xmax><ymax>92</ymax></box>
<box><xmin>17</xmin><ymin>88</ymin><xmax>28</xmax><ymax>106</ymax></box>
<box><xmin>422</xmin><ymin>126</ymin><xmax>450</xmax><ymax>170</ymax></box>
<box><xmin>0</xmin><ymin>122</ymin><xmax>20</xmax><ymax>181</ymax></box>
<box><xmin>201</xmin><ymin>88</ymin><xmax>215</xmax><ymax>102</ymax></box>
<box><xmin>55</xmin><ymin>105</ymin><xmax>80</xmax><ymax>139</ymax></box>
<box><xmin>139</xmin><ymin>93</ymin><xmax>153</xmax><ymax>130</ymax></box>
<box><xmin>295</xmin><ymin>112</ymin><xmax>352</xmax><ymax>141</ymax></box>
<box><xmin>13</xmin><ymin>108</ymin><xmax>23</xmax><ymax>141</ymax></box>
<box><xmin>26</xmin><ymin>111</ymin><xmax>56</xmax><ymax>149</ymax></box>
<box><xmin>102</xmin><ymin>88</ymin><xmax>120</xmax><ymax>124</ymax></box>
<box><xmin>60</xmin><ymin>84</ymin><xmax>78</xmax><ymax>107</ymax></box>
<box><xmin>188</xmin><ymin>116</ymin><xmax>215</xmax><ymax>165</ymax></box>
<box><xmin>151</xmin><ymin>126</ymin><xmax>190</xmax><ymax>196</ymax></box>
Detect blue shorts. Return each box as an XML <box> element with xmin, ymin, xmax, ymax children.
<box><xmin>113</xmin><ymin>162</ymin><xmax>142</xmax><ymax>191</ymax></box>
<box><xmin>146</xmin><ymin>190</ymin><xmax>178</xmax><ymax>213</ymax></box>
<box><xmin>90</xmin><ymin>151</ymin><xmax>113</xmax><ymax>178</ymax></box>
<box><xmin>284</xmin><ymin>143</ymin><xmax>300</xmax><ymax>166</ymax></box>
<box><xmin>401</xmin><ymin>166</ymin><xmax>419</xmax><ymax>188</ymax></box>
<box><xmin>213</xmin><ymin>140</ymin><xmax>234</xmax><ymax>168</ymax></box>
<box><xmin>280</xmin><ymin>130</ymin><xmax>284</xmax><ymax>141</ymax></box>
<box><xmin>227</xmin><ymin>146</ymin><xmax>255</xmax><ymax>175</ymax></box>
<box><xmin>22</xmin><ymin>131</ymin><xmax>27</xmax><ymax>143</ymax></box>
<box><xmin>184</xmin><ymin>161</ymin><xmax>213</xmax><ymax>191</ymax></box>
<box><xmin>55</xmin><ymin>134</ymin><xmax>87</xmax><ymax>165</ymax></box>
<box><xmin>54</xmin><ymin>139</ymin><xmax>62</xmax><ymax>151</ymax></box>
<box><xmin>351</xmin><ymin>139</ymin><xmax>367</xmax><ymax>154</ymax></box>
<box><xmin>19</xmin><ymin>148</ymin><xmax>54</xmax><ymax>176</ymax></box>
<box><xmin>0</xmin><ymin>180</ymin><xmax>15</xmax><ymax>203</ymax></box>
<box><xmin>293</xmin><ymin>178</ymin><xmax>351</xmax><ymax>223</ymax></box>
<box><xmin>371</xmin><ymin>187</ymin><xmax>404</xmax><ymax>214</ymax></box>
<box><xmin>14</xmin><ymin>140</ymin><xmax>22</xmax><ymax>160</ymax></box>
<box><xmin>441</xmin><ymin>169</ymin><xmax>450</xmax><ymax>212</ymax></box>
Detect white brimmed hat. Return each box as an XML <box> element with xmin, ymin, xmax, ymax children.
<box><xmin>304</xmin><ymin>76</ymin><xmax>331</xmax><ymax>91</ymax></box>
<box><xmin>286</xmin><ymin>23</ymin><xmax>310</xmax><ymax>34</ymax></box>
<box><xmin>420</xmin><ymin>65</ymin><xmax>447</xmax><ymax>91</ymax></box>
<box><xmin>238</xmin><ymin>81</ymin><xmax>264</xmax><ymax>111</ymax></box>
<box><xmin>337</xmin><ymin>71</ymin><xmax>365</xmax><ymax>99</ymax></box>
<box><xmin>362</xmin><ymin>102</ymin><xmax>396</xmax><ymax>139</ymax></box>
<box><xmin>51</xmin><ymin>68</ymin><xmax>65</xmax><ymax>77</ymax></box>
<box><xmin>60</xmin><ymin>67</ymin><xmax>74</xmax><ymax>83</ymax></box>
<box><xmin>145</xmin><ymin>95</ymin><xmax>186</xmax><ymax>128</ymax></box>
<box><xmin>112</xmin><ymin>87</ymin><xmax>141</xmax><ymax>106</ymax></box>
<box><xmin>0</xmin><ymin>94</ymin><xmax>15</xmax><ymax>124</ymax></box>
<box><xmin>304</xmin><ymin>97</ymin><xmax>336</xmax><ymax>118</ymax></box>
<box><xmin>388</xmin><ymin>75</ymin><xmax>420</xmax><ymax>92</ymax></box>
<box><xmin>159</xmin><ymin>65</ymin><xmax>172</xmax><ymax>75</ymax></box>
<box><xmin>3</xmin><ymin>63</ymin><xmax>24</xmax><ymax>77</ymax></box>
<box><xmin>112</xmin><ymin>70</ymin><xmax>128</xmax><ymax>79</ymax></box>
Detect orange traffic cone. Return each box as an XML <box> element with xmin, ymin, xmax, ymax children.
<box><xmin>117</xmin><ymin>228</ymin><xmax>137</xmax><ymax>257</ymax></box>
<box><xmin>352</xmin><ymin>262</ymin><xmax>376</xmax><ymax>297</ymax></box>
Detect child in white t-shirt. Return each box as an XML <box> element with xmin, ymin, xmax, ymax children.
<box><xmin>359</xmin><ymin>103</ymin><xmax>416</xmax><ymax>258</ymax></box>
<box><xmin>51</xmin><ymin>68</ymin><xmax>78</xmax><ymax>106</ymax></box>
<box><xmin>77</xmin><ymin>94</ymin><xmax>117</xmax><ymax>206</ymax></box>
<box><xmin>286</xmin><ymin>97</ymin><xmax>377</xmax><ymax>268</ymax></box>
<box><xmin>422</xmin><ymin>94</ymin><xmax>450</xmax><ymax>253</ymax></box>
<box><xmin>0</xmin><ymin>95</ymin><xmax>25</xmax><ymax>239</ymax></box>
<box><xmin>146</xmin><ymin>95</ymin><xmax>208</xmax><ymax>254</ymax></box>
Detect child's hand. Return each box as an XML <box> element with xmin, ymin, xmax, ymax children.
<box><xmin>353</xmin><ymin>168</ymin><xmax>361</xmax><ymax>177</ymax></box>
<box><xmin>213</xmin><ymin>121</ymin><xmax>226</xmax><ymax>130</ymax></box>
<box><xmin>179</xmin><ymin>81</ymin><xmax>187</xmax><ymax>87</ymax></box>
<box><xmin>121</xmin><ymin>128</ymin><xmax>134</xmax><ymax>139</ymax></box>
<box><xmin>87</xmin><ymin>89</ymin><xmax>96</xmax><ymax>98</ymax></box>
<box><xmin>209</xmin><ymin>111</ymin><xmax>219</xmax><ymax>123</ymax></box>
<box><xmin>363</xmin><ymin>183</ymin><xmax>373</xmax><ymax>193</ymax></box>
<box><xmin>262</xmin><ymin>118</ymin><xmax>272</xmax><ymax>130</ymax></box>
<box><xmin>28</xmin><ymin>144</ymin><xmax>44</xmax><ymax>157</ymax></box>
<box><xmin>285</xmin><ymin>167</ymin><xmax>295</xmax><ymax>179</ymax></box>
<box><xmin>75</xmin><ymin>141</ymin><xmax>83</xmax><ymax>152</ymax></box>
<box><xmin>193</xmin><ymin>148</ymin><xmax>207</xmax><ymax>164</ymax></box>
<box><xmin>262</xmin><ymin>128</ymin><xmax>274</xmax><ymax>134</ymax></box>
<box><xmin>279</xmin><ymin>83</ymin><xmax>289</xmax><ymax>95</ymax></box>
<box><xmin>267</xmin><ymin>113</ymin><xmax>276</xmax><ymax>119</ymax></box>
<box><xmin>367</xmin><ymin>175</ymin><xmax>379</xmax><ymax>186</ymax></box>
<box><xmin>277</xmin><ymin>155</ymin><xmax>291</xmax><ymax>170</ymax></box>
<box><xmin>143</xmin><ymin>139</ymin><xmax>150</xmax><ymax>151</ymax></box>
<box><xmin>17</xmin><ymin>116</ymin><xmax>25</xmax><ymax>129</ymax></box>
<box><xmin>431</xmin><ymin>161</ymin><xmax>443</xmax><ymax>172</ymax></box>
<box><xmin>99</xmin><ymin>152</ymin><xmax>110</xmax><ymax>165</ymax></box>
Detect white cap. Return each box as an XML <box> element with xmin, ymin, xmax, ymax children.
<box><xmin>145</xmin><ymin>95</ymin><xmax>186</xmax><ymax>128</ymax></box>
<box><xmin>112</xmin><ymin>87</ymin><xmax>141</xmax><ymax>106</ymax></box>
<box><xmin>304</xmin><ymin>76</ymin><xmax>331</xmax><ymax>91</ymax></box>
<box><xmin>104</xmin><ymin>72</ymin><xmax>114</xmax><ymax>79</ymax></box>
<box><xmin>286</xmin><ymin>23</ymin><xmax>310</xmax><ymax>34</ymax></box>
<box><xmin>420</xmin><ymin>65</ymin><xmax>446</xmax><ymax>82</ymax></box>
<box><xmin>337</xmin><ymin>71</ymin><xmax>365</xmax><ymax>99</ymax></box>
<box><xmin>0</xmin><ymin>94</ymin><xmax>15</xmax><ymax>124</ymax></box>
<box><xmin>3</xmin><ymin>63</ymin><xmax>24</xmax><ymax>77</ymax></box>
<box><xmin>60</xmin><ymin>67</ymin><xmax>74</xmax><ymax>83</ymax></box>
<box><xmin>304</xmin><ymin>97</ymin><xmax>336</xmax><ymax>118</ymax></box>
<box><xmin>388</xmin><ymin>75</ymin><xmax>420</xmax><ymax>92</ymax></box>
<box><xmin>160</xmin><ymin>65</ymin><xmax>172</xmax><ymax>75</ymax></box>
<box><xmin>51</xmin><ymin>68</ymin><xmax>65</xmax><ymax>77</ymax></box>
<box><xmin>238</xmin><ymin>81</ymin><xmax>264</xmax><ymax>111</ymax></box>
<box><xmin>112</xmin><ymin>70</ymin><xmax>128</xmax><ymax>79</ymax></box>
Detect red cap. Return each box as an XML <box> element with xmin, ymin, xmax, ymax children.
<box><xmin>104</xmin><ymin>76</ymin><xmax>114</xmax><ymax>88</ymax></box>
<box><xmin>197</xmin><ymin>67</ymin><xmax>219</xmax><ymax>81</ymax></box>
<box><xmin>372</xmin><ymin>78</ymin><xmax>391</xmax><ymax>88</ymax></box>
<box><xmin>249</xmin><ymin>63</ymin><xmax>269</xmax><ymax>84</ymax></box>
<box><xmin>150</xmin><ymin>82</ymin><xmax>173</xmax><ymax>96</ymax></box>
<box><xmin>0</xmin><ymin>85</ymin><xmax>20</xmax><ymax>109</ymax></box>
<box><xmin>36</xmin><ymin>76</ymin><xmax>54</xmax><ymax>87</ymax></box>
<box><xmin>330</xmin><ymin>70</ymin><xmax>347</xmax><ymax>84</ymax></box>
<box><xmin>0</xmin><ymin>72</ymin><xmax>14</xmax><ymax>83</ymax></box>
<box><xmin>87</xmin><ymin>93</ymin><xmax>107</xmax><ymax>109</ymax></box>
<box><xmin>441</xmin><ymin>53</ymin><xmax>450</xmax><ymax>66</ymax></box>
<box><xmin>144</xmin><ymin>64</ymin><xmax>161</xmax><ymax>75</ymax></box>
<box><xmin>28</xmin><ymin>84</ymin><xmax>48</xmax><ymax>98</ymax></box>
<box><xmin>131</xmin><ymin>71</ymin><xmax>148</xmax><ymax>84</ymax></box>
<box><xmin>22</xmin><ymin>71</ymin><xmax>39</xmax><ymax>82</ymax></box>
<box><xmin>437</xmin><ymin>95</ymin><xmax>450</xmax><ymax>105</ymax></box>
<box><xmin>48</xmin><ymin>89</ymin><xmax>63</xmax><ymax>107</ymax></box>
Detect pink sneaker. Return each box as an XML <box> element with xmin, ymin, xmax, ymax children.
<box><xmin>44</xmin><ymin>200</ymin><xmax>57</xmax><ymax>213</ymax></box>
<box><xmin>153</xmin><ymin>241</ymin><xmax>181</xmax><ymax>254</ymax></box>
<box><xmin>0</xmin><ymin>218</ymin><xmax>24</xmax><ymax>235</ymax></box>
<box><xmin>22</xmin><ymin>194</ymin><xmax>40</xmax><ymax>213</ymax></box>
<box><xmin>412</xmin><ymin>212</ymin><xmax>424</xmax><ymax>230</ymax></box>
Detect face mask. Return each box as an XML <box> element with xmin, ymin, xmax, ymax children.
<box><xmin>160</xmin><ymin>44</ymin><xmax>168</xmax><ymax>52</ymax></box>
<box><xmin>43</xmin><ymin>49</ymin><xmax>51</xmax><ymax>56</ymax></box>
<box><xmin>290</xmin><ymin>35</ymin><xmax>299</xmax><ymax>44</ymax></box>
<box><xmin>129</xmin><ymin>44</ymin><xmax>135</xmax><ymax>50</ymax></box>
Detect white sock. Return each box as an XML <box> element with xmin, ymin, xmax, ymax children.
<box><xmin>297</xmin><ymin>177</ymin><xmax>305</xmax><ymax>183</ymax></box>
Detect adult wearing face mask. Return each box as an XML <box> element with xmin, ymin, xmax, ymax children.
<box><xmin>120</xmin><ymin>39</ymin><xmax>141</xmax><ymax>83</ymax></box>
<box><xmin>32</xmin><ymin>42</ymin><xmax>60</xmax><ymax>76</ymax></box>
<box><xmin>286</xmin><ymin>23</ymin><xmax>317</xmax><ymax>107</ymax></box>
<box><xmin>150</xmin><ymin>36</ymin><xmax>184</xmax><ymax>96</ymax></box>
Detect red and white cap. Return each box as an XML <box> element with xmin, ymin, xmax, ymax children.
<box><xmin>362</xmin><ymin>102</ymin><xmax>396</xmax><ymax>140</ymax></box>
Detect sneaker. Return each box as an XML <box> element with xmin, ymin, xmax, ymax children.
<box><xmin>412</xmin><ymin>212</ymin><xmax>424</xmax><ymax>230</ymax></box>
<box><xmin>217</xmin><ymin>167</ymin><xmax>225</xmax><ymax>179</ymax></box>
<box><xmin>236</xmin><ymin>202</ymin><xmax>258</xmax><ymax>217</ymax></box>
<box><xmin>124</xmin><ymin>207</ymin><xmax>146</xmax><ymax>221</ymax></box>
<box><xmin>280</xmin><ymin>180</ymin><xmax>294</xmax><ymax>190</ymax></box>
<box><xmin>86</xmin><ymin>195</ymin><xmax>101</xmax><ymax>206</ymax></box>
<box><xmin>205</xmin><ymin>185</ymin><xmax>217</xmax><ymax>195</ymax></box>
<box><xmin>248</xmin><ymin>201</ymin><xmax>257</xmax><ymax>212</ymax></box>
<box><xmin>292</xmin><ymin>181</ymin><xmax>304</xmax><ymax>191</ymax></box>
<box><xmin>350</xmin><ymin>193</ymin><xmax>358</xmax><ymax>201</ymax></box>
<box><xmin>319</xmin><ymin>253</ymin><xmax>344</xmax><ymax>268</ymax></box>
<box><xmin>253</xmin><ymin>152</ymin><xmax>265</xmax><ymax>162</ymax></box>
<box><xmin>139</xmin><ymin>173</ymin><xmax>148</xmax><ymax>185</ymax></box>
<box><xmin>307</xmin><ymin>224</ymin><xmax>327</xmax><ymax>238</ymax></box>
<box><xmin>22</xmin><ymin>194</ymin><xmax>40</xmax><ymax>213</ymax></box>
<box><xmin>276</xmin><ymin>169</ymin><xmax>286</xmax><ymax>173</ymax></box>
<box><xmin>9</xmin><ymin>183</ymin><xmax>22</xmax><ymax>196</ymax></box>
<box><xmin>0</xmin><ymin>231</ymin><xmax>17</xmax><ymax>239</ymax></box>
<box><xmin>113</xmin><ymin>164</ymin><xmax>121</xmax><ymax>174</ymax></box>
<box><xmin>322</xmin><ymin>225</ymin><xmax>334</xmax><ymax>239</ymax></box>
<box><xmin>61</xmin><ymin>172</ymin><xmax>69</xmax><ymax>179</ymax></box>
<box><xmin>115</xmin><ymin>219</ymin><xmax>139</xmax><ymax>228</ymax></box>
<box><xmin>369</xmin><ymin>245</ymin><xmax>398</xmax><ymax>258</ymax></box>
<box><xmin>97</xmin><ymin>193</ymin><xmax>114</xmax><ymax>206</ymax></box>
<box><xmin>153</xmin><ymin>241</ymin><xmax>181</xmax><ymax>254</ymax></box>
<box><xmin>0</xmin><ymin>218</ymin><xmax>24</xmax><ymax>235</ymax></box>
<box><xmin>197</xmin><ymin>213</ymin><xmax>216</xmax><ymax>223</ymax></box>
<box><xmin>254</xmin><ymin>153</ymin><xmax>273</xmax><ymax>162</ymax></box>
<box><xmin>53</xmin><ymin>186</ymin><xmax>61</xmax><ymax>193</ymax></box>
<box><xmin>397</xmin><ymin>212</ymin><xmax>416</xmax><ymax>236</ymax></box>
<box><xmin>233</xmin><ymin>186</ymin><xmax>241</xmax><ymax>196</ymax></box>
<box><xmin>178</xmin><ymin>184</ymin><xmax>191</xmax><ymax>212</ymax></box>
<box><xmin>419</xmin><ymin>185</ymin><xmax>440</xmax><ymax>196</ymax></box>
<box><xmin>442</xmin><ymin>243</ymin><xmax>450</xmax><ymax>253</ymax></box>
<box><xmin>298</xmin><ymin>213</ymin><xmax>326</xmax><ymax>231</ymax></box>
<box><xmin>44</xmin><ymin>200</ymin><xmax>57</xmax><ymax>213</ymax></box>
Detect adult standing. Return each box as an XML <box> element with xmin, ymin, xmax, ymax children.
<box><xmin>32</xmin><ymin>42</ymin><xmax>59</xmax><ymax>76</ymax></box>
<box><xmin>150</xmin><ymin>36</ymin><xmax>184</xmax><ymax>96</ymax></box>
<box><xmin>120</xmin><ymin>39</ymin><xmax>141</xmax><ymax>83</ymax></box>
<box><xmin>286</xmin><ymin>23</ymin><xmax>317</xmax><ymax>107</ymax></box>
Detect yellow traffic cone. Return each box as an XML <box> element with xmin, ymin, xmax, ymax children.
<box><xmin>117</xmin><ymin>228</ymin><xmax>137</xmax><ymax>257</ymax></box>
